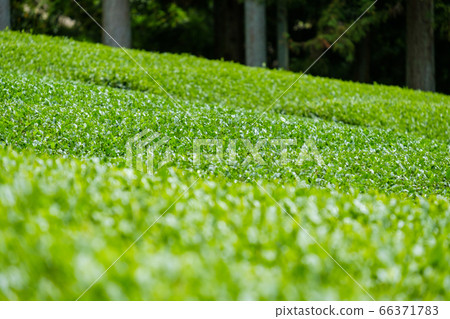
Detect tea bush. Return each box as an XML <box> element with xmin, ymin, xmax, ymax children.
<box><xmin>0</xmin><ymin>31</ymin><xmax>449</xmax><ymax>140</ymax></box>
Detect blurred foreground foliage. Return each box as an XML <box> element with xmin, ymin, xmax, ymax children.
<box><xmin>1</xmin><ymin>148</ymin><xmax>450</xmax><ymax>300</ymax></box>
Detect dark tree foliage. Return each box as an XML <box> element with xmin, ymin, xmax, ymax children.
<box><xmin>11</xmin><ymin>0</ymin><xmax>102</xmax><ymax>42</ymax></box>
<box><xmin>214</xmin><ymin>0</ymin><xmax>244</xmax><ymax>63</ymax></box>
<box><xmin>130</xmin><ymin>0</ymin><xmax>213</xmax><ymax>56</ymax></box>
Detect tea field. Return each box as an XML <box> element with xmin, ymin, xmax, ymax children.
<box><xmin>0</xmin><ymin>31</ymin><xmax>449</xmax><ymax>300</ymax></box>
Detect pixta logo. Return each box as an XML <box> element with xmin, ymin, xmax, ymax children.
<box><xmin>126</xmin><ymin>129</ymin><xmax>171</xmax><ymax>175</ymax></box>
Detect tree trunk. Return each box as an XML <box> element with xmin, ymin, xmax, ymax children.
<box><xmin>353</xmin><ymin>33</ymin><xmax>371</xmax><ymax>83</ymax></box>
<box><xmin>406</xmin><ymin>0</ymin><xmax>435</xmax><ymax>92</ymax></box>
<box><xmin>214</xmin><ymin>0</ymin><xmax>245</xmax><ymax>63</ymax></box>
<box><xmin>244</xmin><ymin>0</ymin><xmax>266</xmax><ymax>67</ymax></box>
<box><xmin>102</xmin><ymin>0</ymin><xmax>132</xmax><ymax>48</ymax></box>
<box><xmin>276</xmin><ymin>0</ymin><xmax>289</xmax><ymax>70</ymax></box>
<box><xmin>0</xmin><ymin>0</ymin><xmax>10</xmax><ymax>30</ymax></box>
